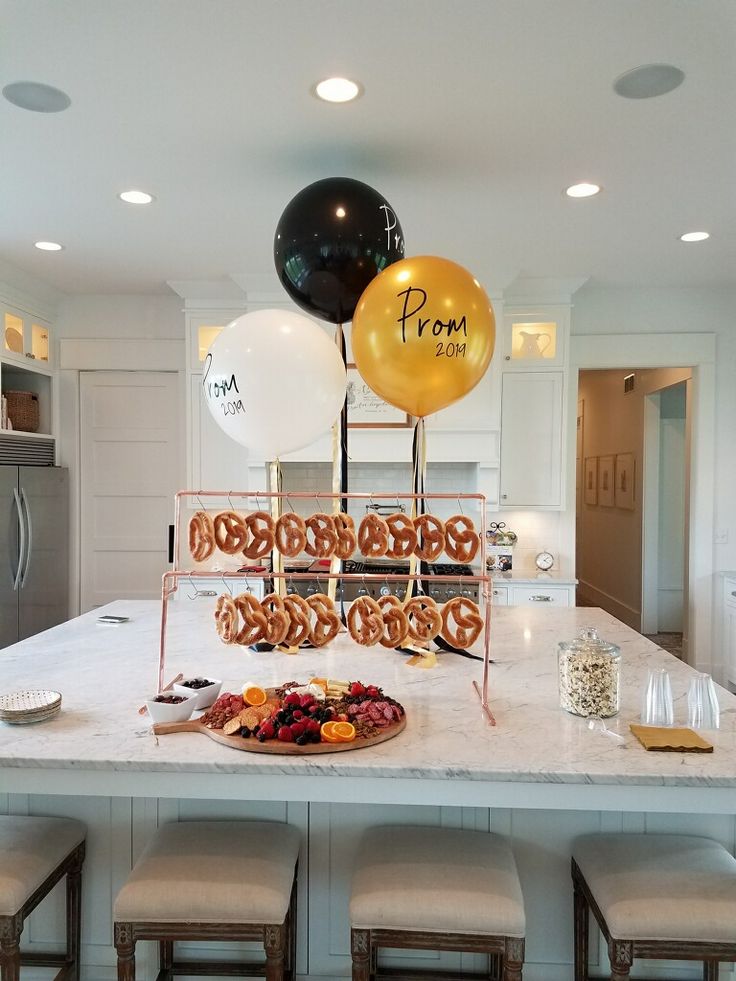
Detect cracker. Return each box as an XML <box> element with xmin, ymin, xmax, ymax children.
<box><xmin>222</xmin><ymin>717</ymin><xmax>243</xmax><ymax>736</ymax></box>
<box><xmin>239</xmin><ymin>708</ymin><xmax>261</xmax><ymax>730</ymax></box>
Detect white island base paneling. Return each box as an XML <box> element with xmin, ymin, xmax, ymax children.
<box><xmin>3</xmin><ymin>794</ymin><xmax>734</xmax><ymax>981</ymax></box>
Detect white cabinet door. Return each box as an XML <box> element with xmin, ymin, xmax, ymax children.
<box><xmin>725</xmin><ymin>578</ymin><xmax>736</xmax><ymax>686</ymax></box>
<box><xmin>500</xmin><ymin>372</ymin><xmax>563</xmax><ymax>507</ymax></box>
<box><xmin>491</xmin><ymin>585</ymin><xmax>509</xmax><ymax>605</ymax></box>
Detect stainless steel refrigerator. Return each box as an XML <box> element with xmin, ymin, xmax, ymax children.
<box><xmin>1</xmin><ymin>466</ymin><xmax>69</xmax><ymax>648</ymax></box>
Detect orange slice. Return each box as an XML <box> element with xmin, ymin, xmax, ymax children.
<box><xmin>242</xmin><ymin>685</ymin><xmax>267</xmax><ymax>707</ymax></box>
<box><xmin>320</xmin><ymin>721</ymin><xmax>341</xmax><ymax>743</ymax></box>
<box><xmin>332</xmin><ymin>721</ymin><xmax>356</xmax><ymax>742</ymax></box>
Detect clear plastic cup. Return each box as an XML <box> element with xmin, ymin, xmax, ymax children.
<box><xmin>687</xmin><ymin>672</ymin><xmax>720</xmax><ymax>730</ymax></box>
<box><xmin>641</xmin><ymin>667</ymin><xmax>674</xmax><ymax>726</ymax></box>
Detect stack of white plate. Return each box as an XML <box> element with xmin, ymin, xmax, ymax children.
<box><xmin>0</xmin><ymin>689</ymin><xmax>62</xmax><ymax>725</ymax></box>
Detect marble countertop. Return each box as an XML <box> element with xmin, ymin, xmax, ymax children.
<box><xmin>1</xmin><ymin>600</ymin><xmax>735</xmax><ymax>799</ymax></box>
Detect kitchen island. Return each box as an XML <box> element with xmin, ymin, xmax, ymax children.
<box><xmin>2</xmin><ymin>602</ymin><xmax>735</xmax><ymax>980</ymax></box>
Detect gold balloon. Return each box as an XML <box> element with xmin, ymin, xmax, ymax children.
<box><xmin>351</xmin><ymin>255</ymin><xmax>495</xmax><ymax>418</ymax></box>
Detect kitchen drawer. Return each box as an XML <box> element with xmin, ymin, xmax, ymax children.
<box><xmin>491</xmin><ymin>585</ymin><xmax>509</xmax><ymax>605</ymax></box>
<box><xmin>725</xmin><ymin>577</ymin><xmax>736</xmax><ymax>610</ymax></box>
<box><xmin>509</xmin><ymin>585</ymin><xmax>571</xmax><ymax>607</ymax></box>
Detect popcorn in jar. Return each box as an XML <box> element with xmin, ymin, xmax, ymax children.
<box><xmin>558</xmin><ymin>627</ymin><xmax>620</xmax><ymax>718</ymax></box>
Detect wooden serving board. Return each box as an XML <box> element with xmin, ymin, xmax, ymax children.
<box><xmin>153</xmin><ymin>714</ymin><xmax>406</xmax><ymax>754</ymax></box>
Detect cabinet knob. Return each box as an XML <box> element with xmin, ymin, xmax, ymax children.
<box><xmin>504</xmin><ymin>355</ymin><xmax>510</xmax><ymax>361</ymax></box>
<box><xmin>501</xmin><ymin>494</ymin><xmax>508</xmax><ymax>500</ymax></box>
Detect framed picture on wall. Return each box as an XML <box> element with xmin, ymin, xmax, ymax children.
<box><xmin>346</xmin><ymin>365</ymin><xmax>412</xmax><ymax>428</ymax></box>
<box><xmin>598</xmin><ymin>455</ymin><xmax>615</xmax><ymax>507</ymax></box>
<box><xmin>584</xmin><ymin>457</ymin><xmax>598</xmax><ymax>506</ymax></box>
<box><xmin>615</xmin><ymin>452</ymin><xmax>635</xmax><ymax>510</ymax></box>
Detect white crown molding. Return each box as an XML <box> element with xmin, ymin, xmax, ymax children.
<box><xmin>503</xmin><ymin>276</ymin><xmax>590</xmax><ymax>306</ymax></box>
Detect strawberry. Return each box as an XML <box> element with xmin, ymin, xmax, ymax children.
<box><xmin>284</xmin><ymin>693</ymin><xmax>301</xmax><ymax>707</ymax></box>
<box><xmin>277</xmin><ymin>727</ymin><xmax>294</xmax><ymax>742</ymax></box>
<box><xmin>290</xmin><ymin>722</ymin><xmax>306</xmax><ymax>737</ymax></box>
<box><xmin>349</xmin><ymin>682</ymin><xmax>365</xmax><ymax>697</ymax></box>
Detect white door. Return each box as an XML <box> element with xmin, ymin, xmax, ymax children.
<box><xmin>80</xmin><ymin>371</ymin><xmax>180</xmax><ymax>611</ymax></box>
<box><xmin>499</xmin><ymin>371</ymin><xmax>563</xmax><ymax>507</ymax></box>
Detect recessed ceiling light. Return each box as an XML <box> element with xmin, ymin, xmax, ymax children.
<box><xmin>679</xmin><ymin>231</ymin><xmax>710</xmax><ymax>242</ymax></box>
<box><xmin>613</xmin><ymin>64</ymin><xmax>685</xmax><ymax>99</ymax></box>
<box><xmin>565</xmin><ymin>183</ymin><xmax>601</xmax><ymax>198</ymax></box>
<box><xmin>34</xmin><ymin>241</ymin><xmax>64</xmax><ymax>251</ymax></box>
<box><xmin>313</xmin><ymin>77</ymin><xmax>362</xmax><ymax>103</ymax></box>
<box><xmin>3</xmin><ymin>81</ymin><xmax>71</xmax><ymax>112</ymax></box>
<box><xmin>118</xmin><ymin>190</ymin><xmax>155</xmax><ymax>205</ymax></box>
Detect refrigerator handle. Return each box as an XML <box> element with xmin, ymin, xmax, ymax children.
<box><xmin>20</xmin><ymin>488</ymin><xmax>33</xmax><ymax>588</ymax></box>
<box><xmin>12</xmin><ymin>488</ymin><xmax>26</xmax><ymax>591</ymax></box>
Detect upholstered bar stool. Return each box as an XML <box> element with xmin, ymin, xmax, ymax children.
<box><xmin>350</xmin><ymin>826</ymin><xmax>525</xmax><ymax>981</ymax></box>
<box><xmin>0</xmin><ymin>815</ymin><xmax>86</xmax><ymax>981</ymax></box>
<box><xmin>572</xmin><ymin>833</ymin><xmax>736</xmax><ymax>980</ymax></box>
<box><xmin>113</xmin><ymin>820</ymin><xmax>300</xmax><ymax>981</ymax></box>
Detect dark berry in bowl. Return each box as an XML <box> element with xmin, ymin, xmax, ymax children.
<box><xmin>153</xmin><ymin>694</ymin><xmax>188</xmax><ymax>704</ymax></box>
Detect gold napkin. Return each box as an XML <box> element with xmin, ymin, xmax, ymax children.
<box><xmin>630</xmin><ymin>724</ymin><xmax>713</xmax><ymax>753</ymax></box>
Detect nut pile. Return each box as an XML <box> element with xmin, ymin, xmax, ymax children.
<box><xmin>558</xmin><ymin>649</ymin><xmax>619</xmax><ymax>718</ymax></box>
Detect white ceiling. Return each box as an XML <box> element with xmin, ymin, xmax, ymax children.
<box><xmin>1</xmin><ymin>0</ymin><xmax>735</xmax><ymax>296</ymax></box>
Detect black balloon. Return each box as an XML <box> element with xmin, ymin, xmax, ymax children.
<box><xmin>274</xmin><ymin>177</ymin><xmax>405</xmax><ymax>324</ymax></box>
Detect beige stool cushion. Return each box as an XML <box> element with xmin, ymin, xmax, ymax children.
<box><xmin>0</xmin><ymin>815</ymin><xmax>86</xmax><ymax>917</ymax></box>
<box><xmin>350</xmin><ymin>826</ymin><xmax>525</xmax><ymax>938</ymax></box>
<box><xmin>114</xmin><ymin>820</ymin><xmax>299</xmax><ymax>925</ymax></box>
<box><xmin>573</xmin><ymin>833</ymin><xmax>736</xmax><ymax>943</ymax></box>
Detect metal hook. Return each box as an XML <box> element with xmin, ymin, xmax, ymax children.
<box><xmin>196</xmin><ymin>493</ymin><xmax>206</xmax><ymax>512</ymax></box>
<box><xmin>285</xmin><ymin>494</ymin><xmax>294</xmax><ymax>513</ymax></box>
<box><xmin>227</xmin><ymin>492</ymin><xmax>235</xmax><ymax>511</ymax></box>
<box><xmin>221</xmin><ymin>573</ymin><xmax>233</xmax><ymax>596</ymax></box>
<box><xmin>457</xmin><ymin>496</ymin><xmax>465</xmax><ymax>516</ymax></box>
<box><xmin>186</xmin><ymin>572</ymin><xmax>199</xmax><ymax>600</ymax></box>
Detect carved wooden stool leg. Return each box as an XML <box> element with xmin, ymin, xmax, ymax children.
<box><xmin>489</xmin><ymin>952</ymin><xmax>502</xmax><ymax>981</ymax></box>
<box><xmin>502</xmin><ymin>937</ymin><xmax>524</xmax><ymax>981</ymax></box>
<box><xmin>0</xmin><ymin>913</ymin><xmax>22</xmax><ymax>981</ymax></box>
<box><xmin>703</xmin><ymin>962</ymin><xmax>719</xmax><ymax>981</ymax></box>
<box><xmin>351</xmin><ymin>928</ymin><xmax>371</xmax><ymax>981</ymax></box>
<box><xmin>114</xmin><ymin>922</ymin><xmax>136</xmax><ymax>981</ymax></box>
<box><xmin>265</xmin><ymin>923</ymin><xmax>286</xmax><ymax>981</ymax></box>
<box><xmin>573</xmin><ymin>877</ymin><xmax>589</xmax><ymax>981</ymax></box>
<box><xmin>66</xmin><ymin>847</ymin><xmax>84</xmax><ymax>980</ymax></box>
<box><xmin>370</xmin><ymin>939</ymin><xmax>378</xmax><ymax>981</ymax></box>
<box><xmin>609</xmin><ymin>939</ymin><xmax>633</xmax><ymax>981</ymax></box>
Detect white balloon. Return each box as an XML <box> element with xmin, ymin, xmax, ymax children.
<box><xmin>203</xmin><ymin>309</ymin><xmax>346</xmax><ymax>459</ymax></box>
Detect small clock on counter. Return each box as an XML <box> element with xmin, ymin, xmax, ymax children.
<box><xmin>535</xmin><ymin>550</ymin><xmax>554</xmax><ymax>571</ymax></box>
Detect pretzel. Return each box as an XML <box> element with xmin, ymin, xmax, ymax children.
<box><xmin>386</xmin><ymin>513</ymin><xmax>418</xmax><ymax>560</ymax></box>
<box><xmin>445</xmin><ymin>515</ymin><xmax>480</xmax><ymax>563</ymax></box>
<box><xmin>243</xmin><ymin>511</ymin><xmax>275</xmax><ymax>560</ymax></box>
<box><xmin>358</xmin><ymin>513</ymin><xmax>390</xmax><ymax>558</ymax></box>
<box><xmin>283</xmin><ymin>594</ymin><xmax>312</xmax><ymax>647</ymax></box>
<box><xmin>333</xmin><ymin>512</ymin><xmax>357</xmax><ymax>560</ymax></box>
<box><xmin>304</xmin><ymin>513</ymin><xmax>338</xmax><ymax>558</ymax></box>
<box><xmin>347</xmin><ymin>596</ymin><xmax>384</xmax><ymax>647</ymax></box>
<box><xmin>213</xmin><ymin>511</ymin><xmax>249</xmax><ymax>555</ymax></box>
<box><xmin>233</xmin><ymin>592</ymin><xmax>267</xmax><ymax>646</ymax></box>
<box><xmin>404</xmin><ymin>595</ymin><xmax>442</xmax><ymax>645</ymax></box>
<box><xmin>377</xmin><ymin>595</ymin><xmax>410</xmax><ymax>648</ymax></box>
<box><xmin>275</xmin><ymin>512</ymin><xmax>307</xmax><ymax>557</ymax></box>
<box><xmin>260</xmin><ymin>592</ymin><xmax>289</xmax><ymax>645</ymax></box>
<box><xmin>214</xmin><ymin>593</ymin><xmax>238</xmax><ymax>644</ymax></box>
<box><xmin>306</xmin><ymin>593</ymin><xmax>341</xmax><ymax>647</ymax></box>
<box><xmin>189</xmin><ymin>511</ymin><xmax>215</xmax><ymax>562</ymax></box>
<box><xmin>441</xmin><ymin>597</ymin><xmax>483</xmax><ymax>648</ymax></box>
<box><xmin>413</xmin><ymin>514</ymin><xmax>445</xmax><ymax>562</ymax></box>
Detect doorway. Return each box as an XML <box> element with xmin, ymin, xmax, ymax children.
<box><xmin>575</xmin><ymin>368</ymin><xmax>692</xmax><ymax>658</ymax></box>
<box><xmin>79</xmin><ymin>371</ymin><xmax>180</xmax><ymax>612</ymax></box>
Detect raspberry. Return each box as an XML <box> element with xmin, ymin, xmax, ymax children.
<box><xmin>300</xmin><ymin>694</ymin><xmax>315</xmax><ymax>708</ymax></box>
<box><xmin>284</xmin><ymin>693</ymin><xmax>301</xmax><ymax>707</ymax></box>
<box><xmin>306</xmin><ymin>719</ymin><xmax>321</xmax><ymax>733</ymax></box>
<box><xmin>366</xmin><ymin>686</ymin><xmax>379</xmax><ymax>698</ymax></box>
<box><xmin>259</xmin><ymin>722</ymin><xmax>275</xmax><ymax>739</ymax></box>
<box><xmin>349</xmin><ymin>682</ymin><xmax>365</xmax><ymax>697</ymax></box>
<box><xmin>277</xmin><ymin>727</ymin><xmax>294</xmax><ymax>742</ymax></box>
<box><xmin>290</xmin><ymin>722</ymin><xmax>306</xmax><ymax>737</ymax></box>
<box><xmin>292</xmin><ymin>709</ymin><xmax>304</xmax><ymax>720</ymax></box>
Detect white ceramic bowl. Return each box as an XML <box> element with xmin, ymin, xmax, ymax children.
<box><xmin>145</xmin><ymin>692</ymin><xmax>196</xmax><ymax>724</ymax></box>
<box><xmin>172</xmin><ymin>677</ymin><xmax>222</xmax><ymax>710</ymax></box>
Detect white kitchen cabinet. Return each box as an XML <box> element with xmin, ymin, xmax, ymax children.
<box><xmin>500</xmin><ymin>306</ymin><xmax>569</xmax><ymax>371</ymax></box>
<box><xmin>2</xmin><ymin>303</ymin><xmax>52</xmax><ymax>368</ymax></box>
<box><xmin>491</xmin><ymin>584</ymin><xmax>509</xmax><ymax>605</ymax></box>
<box><xmin>724</xmin><ymin>576</ymin><xmax>736</xmax><ymax>687</ymax></box>
<box><xmin>509</xmin><ymin>584</ymin><xmax>572</xmax><ymax>607</ymax></box>
<box><xmin>499</xmin><ymin>371</ymin><xmax>563</xmax><ymax>508</ymax></box>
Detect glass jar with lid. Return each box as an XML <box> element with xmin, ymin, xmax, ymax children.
<box><xmin>558</xmin><ymin>627</ymin><xmax>621</xmax><ymax>718</ymax></box>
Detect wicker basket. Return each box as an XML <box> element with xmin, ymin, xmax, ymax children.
<box><xmin>4</xmin><ymin>390</ymin><xmax>40</xmax><ymax>433</ymax></box>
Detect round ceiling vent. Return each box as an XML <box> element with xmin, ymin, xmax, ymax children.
<box><xmin>613</xmin><ymin>64</ymin><xmax>685</xmax><ymax>99</ymax></box>
<box><xmin>2</xmin><ymin>81</ymin><xmax>71</xmax><ymax>112</ymax></box>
